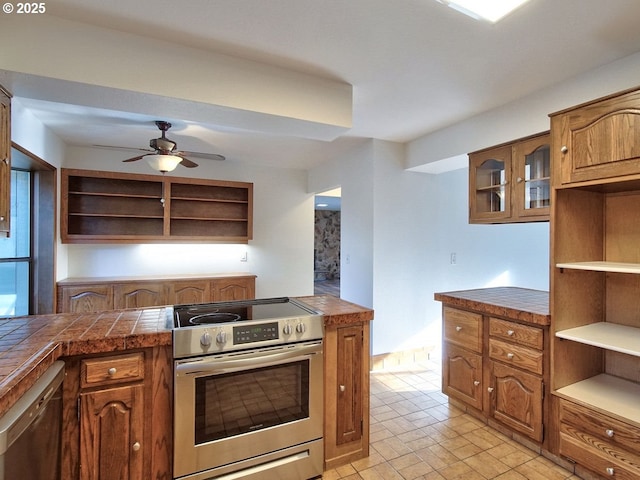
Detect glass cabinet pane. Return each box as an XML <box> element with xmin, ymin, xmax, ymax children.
<box><xmin>475</xmin><ymin>158</ymin><xmax>506</xmax><ymax>213</ymax></box>
<box><xmin>524</xmin><ymin>145</ymin><xmax>550</xmax><ymax>210</ymax></box>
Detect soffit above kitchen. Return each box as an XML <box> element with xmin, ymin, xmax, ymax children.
<box><xmin>1</xmin><ymin>0</ymin><xmax>640</xmax><ymax>170</ymax></box>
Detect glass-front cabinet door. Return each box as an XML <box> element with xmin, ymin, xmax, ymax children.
<box><xmin>513</xmin><ymin>134</ymin><xmax>550</xmax><ymax>219</ymax></box>
<box><xmin>469</xmin><ymin>132</ymin><xmax>550</xmax><ymax>224</ymax></box>
<box><xmin>469</xmin><ymin>145</ymin><xmax>512</xmax><ymax>223</ymax></box>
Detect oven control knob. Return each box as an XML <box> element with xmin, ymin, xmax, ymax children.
<box><xmin>296</xmin><ymin>323</ymin><xmax>306</xmax><ymax>334</ymax></box>
<box><xmin>216</xmin><ymin>331</ymin><xmax>227</xmax><ymax>345</ymax></box>
<box><xmin>283</xmin><ymin>324</ymin><xmax>293</xmax><ymax>336</ymax></box>
<box><xmin>200</xmin><ymin>332</ymin><xmax>212</xmax><ymax>347</ymax></box>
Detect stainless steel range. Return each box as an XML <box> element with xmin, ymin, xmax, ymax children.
<box><xmin>170</xmin><ymin>297</ymin><xmax>324</xmax><ymax>480</ymax></box>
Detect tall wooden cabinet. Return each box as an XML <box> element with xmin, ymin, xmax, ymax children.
<box><xmin>56</xmin><ymin>274</ymin><xmax>256</xmax><ymax>313</ymax></box>
<box><xmin>550</xmin><ymin>86</ymin><xmax>640</xmax><ymax>479</ymax></box>
<box><xmin>469</xmin><ymin>132</ymin><xmax>550</xmax><ymax>224</ymax></box>
<box><xmin>323</xmin><ymin>321</ymin><xmax>370</xmax><ymax>470</ymax></box>
<box><xmin>0</xmin><ymin>86</ymin><xmax>11</xmax><ymax>237</ymax></box>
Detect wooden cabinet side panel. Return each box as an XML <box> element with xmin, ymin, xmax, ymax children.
<box><xmin>80</xmin><ymin>384</ymin><xmax>144</xmax><ymax>480</ymax></box>
<box><xmin>149</xmin><ymin>345</ymin><xmax>173</xmax><ymax>480</ymax></box>
<box><xmin>0</xmin><ymin>89</ymin><xmax>10</xmax><ymax>236</ymax></box>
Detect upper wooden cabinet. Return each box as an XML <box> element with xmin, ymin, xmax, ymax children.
<box><xmin>0</xmin><ymin>86</ymin><xmax>11</xmax><ymax>237</ymax></box>
<box><xmin>553</xmin><ymin>87</ymin><xmax>640</xmax><ymax>185</ymax></box>
<box><xmin>469</xmin><ymin>132</ymin><xmax>550</xmax><ymax>224</ymax></box>
<box><xmin>61</xmin><ymin>168</ymin><xmax>253</xmax><ymax>243</ymax></box>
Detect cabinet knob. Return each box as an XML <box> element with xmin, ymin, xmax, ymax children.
<box><xmin>516</xmin><ymin>177</ymin><xmax>523</xmax><ymax>183</ymax></box>
<box><xmin>487</xmin><ymin>387</ymin><xmax>494</xmax><ymax>393</ymax></box>
<box><xmin>605</xmin><ymin>429</ymin><xmax>615</xmax><ymax>438</ymax></box>
<box><xmin>132</xmin><ymin>442</ymin><xmax>141</xmax><ymax>452</ymax></box>
<box><xmin>507</xmin><ymin>330</ymin><xmax>514</xmax><ymax>336</ymax></box>
<box><xmin>506</xmin><ymin>353</ymin><xmax>515</xmax><ymax>360</ymax></box>
<box><xmin>339</xmin><ymin>385</ymin><xmax>345</xmax><ymax>392</ymax></box>
<box><xmin>107</xmin><ymin>367</ymin><xmax>117</xmax><ymax>376</ymax></box>
<box><xmin>473</xmin><ymin>380</ymin><xmax>480</xmax><ymax>386</ymax></box>
<box><xmin>560</xmin><ymin>146</ymin><xmax>568</xmax><ymax>154</ymax></box>
<box><xmin>2</xmin><ymin>158</ymin><xmax>8</xmax><ymax>165</ymax></box>
<box><xmin>0</xmin><ymin>216</ymin><xmax>4</xmax><ymax>222</ymax></box>
<box><xmin>455</xmin><ymin>326</ymin><xmax>462</xmax><ymax>332</ymax></box>
<box><xmin>606</xmin><ymin>467</ymin><xmax>615</xmax><ymax>476</ymax></box>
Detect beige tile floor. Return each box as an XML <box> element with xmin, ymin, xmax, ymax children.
<box><xmin>322</xmin><ymin>359</ymin><xmax>581</xmax><ymax>480</ymax></box>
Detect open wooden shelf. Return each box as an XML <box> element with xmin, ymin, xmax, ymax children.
<box><xmin>62</xmin><ymin>168</ymin><xmax>253</xmax><ymax>243</ymax></box>
<box><xmin>556</xmin><ymin>322</ymin><xmax>640</xmax><ymax>357</ymax></box>
<box><xmin>556</xmin><ymin>261</ymin><xmax>640</xmax><ymax>274</ymax></box>
<box><xmin>554</xmin><ymin>374</ymin><xmax>640</xmax><ymax>426</ymax></box>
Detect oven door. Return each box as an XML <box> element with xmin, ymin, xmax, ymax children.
<box><xmin>174</xmin><ymin>340</ymin><xmax>323</xmax><ymax>479</ymax></box>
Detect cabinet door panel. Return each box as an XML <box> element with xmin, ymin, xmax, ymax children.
<box><xmin>114</xmin><ymin>283</ymin><xmax>166</xmax><ymax>309</ymax></box>
<box><xmin>442</xmin><ymin>342</ymin><xmax>482</xmax><ymax>410</ymax></box>
<box><xmin>489</xmin><ymin>360</ymin><xmax>543</xmax><ymax>442</ymax></box>
<box><xmin>168</xmin><ymin>281</ymin><xmax>211</xmax><ymax>305</ymax></box>
<box><xmin>0</xmin><ymin>89</ymin><xmax>10</xmax><ymax>236</ymax></box>
<box><xmin>556</xmin><ymin>90</ymin><xmax>640</xmax><ymax>184</ymax></box>
<box><xmin>80</xmin><ymin>384</ymin><xmax>144</xmax><ymax>480</ymax></box>
<box><xmin>63</xmin><ymin>286</ymin><xmax>114</xmax><ymax>313</ymax></box>
<box><xmin>336</xmin><ymin>325</ymin><xmax>363</xmax><ymax>445</ymax></box>
<box><xmin>211</xmin><ymin>278</ymin><xmax>255</xmax><ymax>301</ymax></box>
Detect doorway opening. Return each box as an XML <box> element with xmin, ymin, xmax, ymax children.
<box><xmin>314</xmin><ymin>188</ymin><xmax>341</xmax><ymax>297</ymax></box>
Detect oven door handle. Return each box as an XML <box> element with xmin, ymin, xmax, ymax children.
<box><xmin>175</xmin><ymin>341</ymin><xmax>322</xmax><ymax>376</ymax></box>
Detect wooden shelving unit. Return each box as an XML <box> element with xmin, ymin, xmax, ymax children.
<box><xmin>62</xmin><ymin>169</ymin><xmax>253</xmax><ymax>243</ymax></box>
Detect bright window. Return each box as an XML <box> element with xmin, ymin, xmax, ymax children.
<box><xmin>0</xmin><ymin>169</ymin><xmax>31</xmax><ymax>316</ymax></box>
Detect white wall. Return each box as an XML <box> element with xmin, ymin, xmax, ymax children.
<box><xmin>59</xmin><ymin>146</ymin><xmax>316</xmax><ymax>298</ymax></box>
<box><xmin>310</xmin><ymin>140</ymin><xmax>549</xmax><ymax>356</ymax></box>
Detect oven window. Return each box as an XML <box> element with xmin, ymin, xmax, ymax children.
<box><xmin>194</xmin><ymin>359</ymin><xmax>310</xmax><ymax>444</ymax></box>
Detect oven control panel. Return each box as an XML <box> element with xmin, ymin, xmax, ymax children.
<box><xmin>233</xmin><ymin>322</ymin><xmax>279</xmax><ymax>344</ymax></box>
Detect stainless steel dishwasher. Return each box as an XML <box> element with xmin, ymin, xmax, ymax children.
<box><xmin>0</xmin><ymin>360</ymin><xmax>64</xmax><ymax>480</ymax></box>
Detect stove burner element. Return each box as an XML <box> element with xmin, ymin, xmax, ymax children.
<box><xmin>188</xmin><ymin>313</ymin><xmax>242</xmax><ymax>325</ymax></box>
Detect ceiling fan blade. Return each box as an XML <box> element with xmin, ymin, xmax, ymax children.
<box><xmin>122</xmin><ymin>154</ymin><xmax>147</xmax><ymax>163</ymax></box>
<box><xmin>178</xmin><ymin>150</ymin><xmax>226</xmax><ymax>161</ymax></box>
<box><xmin>94</xmin><ymin>144</ymin><xmax>155</xmax><ymax>153</ymax></box>
<box><xmin>178</xmin><ymin>157</ymin><xmax>199</xmax><ymax>168</ymax></box>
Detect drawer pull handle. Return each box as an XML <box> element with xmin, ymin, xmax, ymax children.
<box><xmin>605</xmin><ymin>429</ymin><xmax>615</xmax><ymax>438</ymax></box>
<box><xmin>606</xmin><ymin>467</ymin><xmax>615</xmax><ymax>476</ymax></box>
<box><xmin>473</xmin><ymin>380</ymin><xmax>480</xmax><ymax>386</ymax></box>
<box><xmin>487</xmin><ymin>387</ymin><xmax>494</xmax><ymax>393</ymax></box>
<box><xmin>339</xmin><ymin>385</ymin><xmax>345</xmax><ymax>392</ymax></box>
<box><xmin>107</xmin><ymin>367</ymin><xmax>117</xmax><ymax>376</ymax></box>
<box><xmin>132</xmin><ymin>442</ymin><xmax>141</xmax><ymax>452</ymax></box>
<box><xmin>506</xmin><ymin>353</ymin><xmax>515</xmax><ymax>360</ymax></box>
<box><xmin>455</xmin><ymin>326</ymin><xmax>462</xmax><ymax>332</ymax></box>
<box><xmin>507</xmin><ymin>330</ymin><xmax>514</xmax><ymax>336</ymax></box>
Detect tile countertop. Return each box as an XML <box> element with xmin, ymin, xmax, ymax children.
<box><xmin>0</xmin><ymin>295</ymin><xmax>373</xmax><ymax>418</ymax></box>
<box><xmin>434</xmin><ymin>286</ymin><xmax>550</xmax><ymax>327</ymax></box>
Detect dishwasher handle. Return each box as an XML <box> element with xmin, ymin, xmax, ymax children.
<box><xmin>0</xmin><ymin>360</ymin><xmax>65</xmax><ymax>455</ymax></box>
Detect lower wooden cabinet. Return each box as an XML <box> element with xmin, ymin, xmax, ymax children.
<box><xmin>56</xmin><ymin>274</ymin><xmax>256</xmax><ymax>313</ymax></box>
<box><xmin>439</xmin><ymin>303</ymin><xmax>549</xmax><ymax>447</ymax></box>
<box><xmin>62</xmin><ymin>347</ymin><xmax>173</xmax><ymax>480</ymax></box>
<box><xmin>323</xmin><ymin>321</ymin><xmax>370</xmax><ymax>470</ymax></box>
<box><xmin>558</xmin><ymin>399</ymin><xmax>640</xmax><ymax>480</ymax></box>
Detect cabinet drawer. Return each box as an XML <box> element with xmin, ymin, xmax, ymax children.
<box><xmin>559</xmin><ymin>428</ymin><xmax>640</xmax><ymax>480</ymax></box>
<box><xmin>560</xmin><ymin>400</ymin><xmax>640</xmax><ymax>458</ymax></box>
<box><xmin>443</xmin><ymin>307</ymin><xmax>482</xmax><ymax>353</ymax></box>
<box><xmin>489</xmin><ymin>317</ymin><xmax>543</xmax><ymax>350</ymax></box>
<box><xmin>488</xmin><ymin>338</ymin><xmax>542</xmax><ymax>375</ymax></box>
<box><xmin>81</xmin><ymin>352</ymin><xmax>145</xmax><ymax>388</ymax></box>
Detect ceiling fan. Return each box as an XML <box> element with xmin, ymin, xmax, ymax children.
<box><xmin>101</xmin><ymin>120</ymin><xmax>226</xmax><ymax>172</ymax></box>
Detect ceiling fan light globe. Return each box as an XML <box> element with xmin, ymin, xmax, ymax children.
<box><xmin>146</xmin><ymin>154</ymin><xmax>182</xmax><ymax>173</ymax></box>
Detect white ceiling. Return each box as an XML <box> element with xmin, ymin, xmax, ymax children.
<box><xmin>4</xmin><ymin>0</ymin><xmax>640</xmax><ymax>170</ymax></box>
